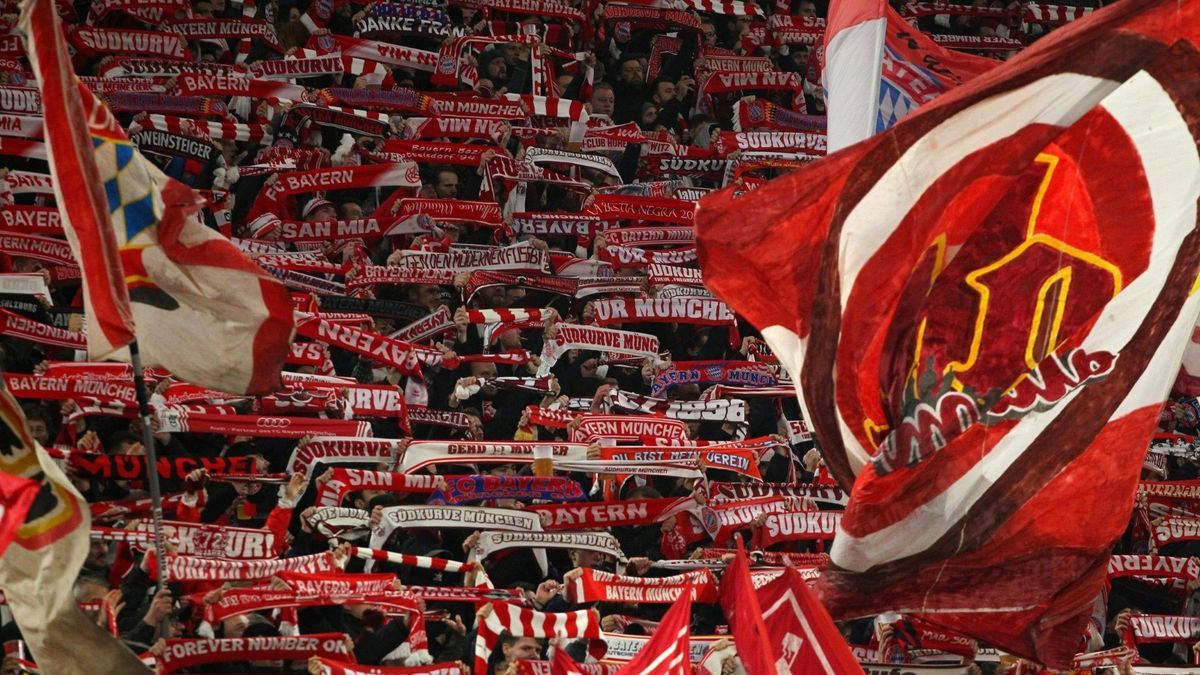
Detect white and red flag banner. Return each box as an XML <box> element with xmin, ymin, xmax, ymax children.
<box><xmin>23</xmin><ymin>0</ymin><xmax>293</xmax><ymax>396</ymax></box>
<box><xmin>698</xmin><ymin>0</ymin><xmax>1200</xmax><ymax>667</ymax></box>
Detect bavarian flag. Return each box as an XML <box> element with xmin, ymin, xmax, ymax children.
<box><xmin>20</xmin><ymin>0</ymin><xmax>293</xmax><ymax>396</ymax></box>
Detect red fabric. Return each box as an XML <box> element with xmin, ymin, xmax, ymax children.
<box><xmin>264</xmin><ymin>503</ymin><xmax>293</xmax><ymax>556</ymax></box>
<box><xmin>0</xmin><ymin>471</ymin><xmax>39</xmax><ymax>558</ymax></box>
<box><xmin>754</xmin><ymin>565</ymin><xmax>861</xmax><ymax>674</ymax></box>
<box><xmin>612</xmin><ymin>578</ymin><xmax>691</xmax><ymax>674</ymax></box>
<box><xmin>696</xmin><ymin>1</ymin><xmax>1200</xmax><ymax>666</ymax></box>
<box><xmin>717</xmin><ymin>540</ymin><xmax>777</xmax><ymax>675</ymax></box>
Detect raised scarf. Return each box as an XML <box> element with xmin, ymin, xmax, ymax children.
<box><xmin>163</xmin><ymin>551</ymin><xmax>338</xmax><ymax>582</ymax></box>
<box><xmin>0</xmin><ymin>232</ymin><xmax>74</xmax><ymax>266</ymax></box>
<box><xmin>392</xmin><ymin>242</ymin><xmax>548</xmax><ymax>274</ymax></box>
<box><xmin>529</xmin><ymin>497</ymin><xmax>695</xmax><ymax>532</ymax></box>
<box><xmin>157</xmin><ymin>634</ymin><xmax>351</xmax><ymax>672</ymax></box>
<box><xmin>565</xmin><ymin>568</ymin><xmax>718</xmax><ymax>604</ymax></box>
<box><xmin>201</xmin><ymin>587</ymin><xmax>419</xmax><ymax>623</ymax></box>
<box><xmin>651</xmin><ymin>361</ymin><xmax>778</xmax><ymax>397</ymax></box>
<box><xmin>296</xmin><ymin>314</ymin><xmax>441</xmax><ymax>375</ymax></box>
<box><xmin>590</xmin><ymin>297</ymin><xmax>734</xmax><ymax>330</ymax></box>
<box><xmin>4</xmin><ymin>373</ymin><xmax>135</xmax><ymax>405</ymax></box>
<box><xmin>155</xmin><ymin>406</ymin><xmax>372</xmax><ymax>439</ymax></box>
<box><xmin>754</xmin><ymin>510</ymin><xmax>842</xmax><ymax>547</ymax></box>
<box><xmin>428</xmin><ymin>475</ymin><xmax>586</xmax><ymax>505</ymax></box>
<box><xmin>308</xmin><ymin>34</ymin><xmax>439</xmax><ymax>72</ymax></box>
<box><xmin>286</xmin><ymin>437</ymin><xmax>402</xmax><ymax>474</ymax></box>
<box><xmin>349</xmin><ymin>546</ymin><xmax>475</xmax><ymax>574</ymax></box>
<box><xmin>570</xmin><ymin>414</ymin><xmax>688</xmax><ymax>444</ymax></box>
<box><xmin>605</xmin><ymin>388</ymin><xmax>747</xmax><ymax>422</ymax></box>
<box><xmin>539</xmin><ymin>323</ymin><xmax>659</xmax><ymax>376</ymax></box>
<box><xmin>397</xmin><ymin>440</ymin><xmax>590</xmax><ymax>474</ymax></box>
<box><xmin>0</xmin><ymin>307</ymin><xmax>85</xmax><ymax>350</ymax></box>
<box><xmin>601</xmin><ymin>445</ymin><xmax>762</xmax><ymax>480</ymax></box>
<box><xmin>473</xmin><ymin>603</ymin><xmax>600</xmax><ymax>675</ymax></box>
<box><xmin>314</xmin><ymin>468</ymin><xmax>439</xmax><ymax>508</ymax></box>
<box><xmin>66</xmin><ymin>452</ymin><xmax>258</xmax><ymax>481</ymax></box>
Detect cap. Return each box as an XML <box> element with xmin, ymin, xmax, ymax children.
<box><xmin>302</xmin><ymin>198</ymin><xmax>335</xmax><ymax>220</ymax></box>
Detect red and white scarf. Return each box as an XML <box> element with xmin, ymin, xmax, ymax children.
<box><xmin>156</xmin><ymin>407</ymin><xmax>372</xmax><ymax>439</ymax></box>
<box><xmin>590</xmin><ymin>297</ymin><xmax>733</xmax><ymax>327</ymax></box>
<box><xmin>1151</xmin><ymin>516</ymin><xmax>1200</xmax><ymax>548</ymax></box>
<box><xmin>472</xmin><ymin>531</ymin><xmax>623</xmax><ymax>573</ymax></box>
<box><xmin>1127</xmin><ymin>614</ymin><xmax>1200</xmax><ymax>643</ymax></box>
<box><xmin>570</xmin><ymin>414</ymin><xmax>688</xmax><ymax>444</ymax></box>
<box><xmin>0</xmin><ymin>205</ymin><xmax>61</xmax><ymax>236</ymax></box>
<box><xmin>136</xmin><ymin>113</ymin><xmax>269</xmax><ymax>143</ymax></box>
<box><xmin>0</xmin><ymin>232</ymin><xmax>75</xmax><ymax>266</ymax></box>
<box><xmin>528</xmin><ymin>496</ymin><xmax>698</xmax><ymax>530</ymax></box>
<box><xmin>163</xmin><ymin>551</ymin><xmax>338</xmax><ymax>582</ymax></box>
<box><xmin>0</xmin><ymin>307</ymin><xmax>85</xmax><ymax>350</ymax></box>
<box><xmin>296</xmin><ymin>314</ymin><xmax>442</xmax><ymax>375</ymax></box>
<box><xmin>158</xmin><ymin>634</ymin><xmax>351</xmax><ymax>671</ymax></box>
<box><xmin>286</xmin><ymin>437</ymin><xmax>402</xmax><ymax>474</ymax></box>
<box><xmin>754</xmin><ymin>510</ymin><xmax>842</xmax><ymax>547</ymax></box>
<box><xmin>392</xmin><ymin>242</ymin><xmax>549</xmax><ymax>274</ymax></box>
<box><xmin>349</xmin><ymin>546</ymin><xmax>474</xmax><ymax>574</ymax></box>
<box><xmin>70</xmin><ymin>27</ymin><xmax>191</xmax><ymax>59</ymax></box>
<box><xmin>540</xmin><ymin>324</ymin><xmax>659</xmax><ymax>375</ymax></box>
<box><xmin>601</xmin><ymin>446</ymin><xmax>762</xmax><ymax>480</ymax></box>
<box><xmin>308</xmin><ymin>34</ymin><xmax>439</xmax><ymax>72</ymax></box>
<box><xmin>389</xmin><ymin>306</ymin><xmax>454</xmax><ymax>344</ymax></box>
<box><xmin>397</xmin><ymin>440</ymin><xmax>590</xmax><ymax>474</ymax></box>
<box><xmin>5</xmin><ymin>373</ymin><xmax>136</xmax><ymax>406</ymax></box>
<box><xmin>314</xmin><ymin>468</ymin><xmax>438</xmax><ymax>508</ymax></box>
<box><xmin>201</xmin><ymin>587</ymin><xmax>420</xmax><ymax>623</ymax></box>
<box><xmin>647</xmin><ymin>263</ymin><xmax>704</xmax><ymax>287</ymax></box>
<box><xmin>565</xmin><ymin>568</ymin><xmax>718</xmax><ymax>604</ymax></box>
<box><xmin>710</xmin><ymin>482</ymin><xmax>847</xmax><ymax>506</ymax></box>
<box><xmin>131</xmin><ymin>520</ymin><xmax>278</xmax><ymax>559</ymax></box>
<box><xmin>347</xmin><ymin>266</ymin><xmax>457</xmax><ymax>290</ymax></box>
<box><xmin>474</xmin><ymin>603</ymin><xmax>600</xmax><ymax>675</ymax></box>
<box><xmin>407</xmin><ymin>407</ymin><xmax>473</xmax><ymax>430</ymax></box>
<box><xmin>605</xmin><ymin>389</ymin><xmax>746</xmax><ymax>423</ymax></box>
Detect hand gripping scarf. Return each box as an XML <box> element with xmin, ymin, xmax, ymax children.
<box><xmin>473</xmin><ymin>603</ymin><xmax>600</xmax><ymax>675</ymax></box>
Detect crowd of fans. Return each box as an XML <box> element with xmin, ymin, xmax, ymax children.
<box><xmin>7</xmin><ymin>0</ymin><xmax>1184</xmax><ymax>672</ymax></box>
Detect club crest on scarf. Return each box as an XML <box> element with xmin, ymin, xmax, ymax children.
<box><xmin>869</xmin><ymin>137</ymin><xmax>1149</xmax><ymax>476</ymax></box>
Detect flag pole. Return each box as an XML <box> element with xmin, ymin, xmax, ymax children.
<box><xmin>128</xmin><ymin>340</ymin><xmax>171</xmax><ymax>634</ymax></box>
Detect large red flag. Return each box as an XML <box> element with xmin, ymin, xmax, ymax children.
<box><xmin>18</xmin><ymin>0</ymin><xmax>134</xmax><ymax>355</ymax></box>
<box><xmin>614</xmin><ymin>583</ymin><xmax>692</xmax><ymax>675</ymax></box>
<box><xmin>757</xmin><ymin>565</ymin><xmax>862</xmax><ymax>674</ymax></box>
<box><xmin>22</xmin><ymin>0</ymin><xmax>293</xmax><ymax>395</ymax></box>
<box><xmin>696</xmin><ymin>0</ymin><xmax>1200</xmax><ymax>667</ymax></box>
<box><xmin>718</xmin><ymin>540</ymin><xmax>779</xmax><ymax>675</ymax></box>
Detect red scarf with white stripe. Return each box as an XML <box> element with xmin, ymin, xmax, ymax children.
<box><xmin>566</xmin><ymin>568</ymin><xmax>718</xmax><ymax>604</ymax></box>
<box><xmin>473</xmin><ymin>603</ymin><xmax>600</xmax><ymax>674</ymax></box>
